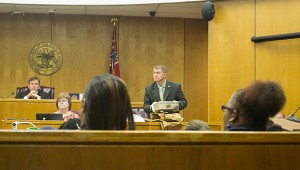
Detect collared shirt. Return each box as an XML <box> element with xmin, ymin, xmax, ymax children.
<box><xmin>156</xmin><ymin>79</ymin><xmax>166</xmax><ymax>101</ymax></box>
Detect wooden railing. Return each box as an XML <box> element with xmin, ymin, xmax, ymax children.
<box><xmin>0</xmin><ymin>130</ymin><xmax>300</xmax><ymax>169</ymax></box>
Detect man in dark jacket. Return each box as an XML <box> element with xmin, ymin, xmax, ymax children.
<box><xmin>15</xmin><ymin>77</ymin><xmax>50</xmax><ymax>99</ymax></box>
<box><xmin>143</xmin><ymin>65</ymin><xmax>187</xmax><ymax>115</ymax></box>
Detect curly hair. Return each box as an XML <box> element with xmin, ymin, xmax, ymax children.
<box><xmin>232</xmin><ymin>81</ymin><xmax>286</xmax><ymax>130</ymax></box>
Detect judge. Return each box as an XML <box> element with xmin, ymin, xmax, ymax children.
<box><xmin>15</xmin><ymin>77</ymin><xmax>50</xmax><ymax>99</ymax></box>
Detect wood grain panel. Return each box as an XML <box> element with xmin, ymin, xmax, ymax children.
<box><xmin>0</xmin><ymin>14</ymin><xmax>205</xmax><ymax>122</ymax></box>
<box><xmin>0</xmin><ymin>99</ymin><xmax>81</xmax><ymax>125</ymax></box>
<box><xmin>0</xmin><ymin>99</ymin><xmax>143</xmax><ymax>129</ymax></box>
<box><xmin>255</xmin><ymin>0</ymin><xmax>300</xmax><ymax>115</ymax></box>
<box><xmin>0</xmin><ymin>14</ymin><xmax>187</xmax><ymax>103</ymax></box>
<box><xmin>256</xmin><ymin>0</ymin><xmax>300</xmax><ymax>36</ymax></box>
<box><xmin>208</xmin><ymin>1</ymin><xmax>255</xmax><ymax>123</ymax></box>
<box><xmin>0</xmin><ymin>14</ymin><xmax>51</xmax><ymax>98</ymax></box>
<box><xmin>50</xmin><ymin>15</ymin><xmax>113</xmax><ymax>95</ymax></box>
<box><xmin>1</xmin><ymin>131</ymin><xmax>300</xmax><ymax>169</ymax></box>
<box><xmin>2</xmin><ymin>144</ymin><xmax>300</xmax><ymax>169</ymax></box>
<box><xmin>184</xmin><ymin>19</ymin><xmax>208</xmax><ymax>121</ymax></box>
<box><xmin>119</xmin><ymin>16</ymin><xmax>185</xmax><ymax>103</ymax></box>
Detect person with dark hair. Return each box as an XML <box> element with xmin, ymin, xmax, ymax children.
<box><xmin>185</xmin><ymin>120</ymin><xmax>210</xmax><ymax>131</ymax></box>
<box><xmin>266</xmin><ymin>120</ymin><xmax>284</xmax><ymax>131</ymax></box>
<box><xmin>58</xmin><ymin>118</ymin><xmax>81</xmax><ymax>130</ymax></box>
<box><xmin>15</xmin><ymin>77</ymin><xmax>51</xmax><ymax>99</ymax></box>
<box><xmin>80</xmin><ymin>74</ymin><xmax>135</xmax><ymax>130</ymax></box>
<box><xmin>222</xmin><ymin>80</ymin><xmax>286</xmax><ymax>131</ymax></box>
<box><xmin>143</xmin><ymin>65</ymin><xmax>187</xmax><ymax>116</ymax></box>
<box><xmin>55</xmin><ymin>93</ymin><xmax>79</xmax><ymax>122</ymax></box>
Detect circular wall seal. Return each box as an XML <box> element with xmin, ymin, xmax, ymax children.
<box><xmin>29</xmin><ymin>42</ymin><xmax>63</xmax><ymax>76</ymax></box>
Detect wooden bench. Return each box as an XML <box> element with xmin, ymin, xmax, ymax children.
<box><xmin>0</xmin><ymin>130</ymin><xmax>300</xmax><ymax>169</ymax></box>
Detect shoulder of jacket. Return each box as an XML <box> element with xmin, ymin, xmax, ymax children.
<box><xmin>146</xmin><ymin>82</ymin><xmax>156</xmax><ymax>89</ymax></box>
<box><xmin>167</xmin><ymin>80</ymin><xmax>180</xmax><ymax>86</ymax></box>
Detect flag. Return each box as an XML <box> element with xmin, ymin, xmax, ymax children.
<box><xmin>109</xmin><ymin>28</ymin><xmax>120</xmax><ymax>77</ymax></box>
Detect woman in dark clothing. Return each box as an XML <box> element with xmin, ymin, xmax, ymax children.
<box><xmin>222</xmin><ymin>80</ymin><xmax>286</xmax><ymax>131</ymax></box>
<box><xmin>60</xmin><ymin>74</ymin><xmax>135</xmax><ymax>130</ymax></box>
<box><xmin>80</xmin><ymin>74</ymin><xmax>135</xmax><ymax>130</ymax></box>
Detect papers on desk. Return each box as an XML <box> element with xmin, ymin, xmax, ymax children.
<box><xmin>272</xmin><ymin>118</ymin><xmax>300</xmax><ymax>131</ymax></box>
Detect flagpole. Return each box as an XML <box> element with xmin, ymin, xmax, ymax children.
<box><xmin>111</xmin><ymin>17</ymin><xmax>118</xmax><ymax>27</ymax></box>
<box><xmin>109</xmin><ymin>17</ymin><xmax>121</xmax><ymax>77</ymax></box>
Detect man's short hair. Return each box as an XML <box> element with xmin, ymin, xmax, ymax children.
<box><xmin>185</xmin><ymin>120</ymin><xmax>210</xmax><ymax>130</ymax></box>
<box><xmin>28</xmin><ymin>77</ymin><xmax>40</xmax><ymax>85</ymax></box>
<box><xmin>154</xmin><ymin>65</ymin><xmax>167</xmax><ymax>73</ymax></box>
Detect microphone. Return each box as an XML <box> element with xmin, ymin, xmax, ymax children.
<box><xmin>5</xmin><ymin>92</ymin><xmax>15</xmax><ymax>98</ymax></box>
<box><xmin>286</xmin><ymin>106</ymin><xmax>300</xmax><ymax>123</ymax></box>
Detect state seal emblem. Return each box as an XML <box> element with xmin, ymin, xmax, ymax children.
<box><xmin>29</xmin><ymin>42</ymin><xmax>63</xmax><ymax>76</ymax></box>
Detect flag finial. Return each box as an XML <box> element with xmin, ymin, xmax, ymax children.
<box><xmin>111</xmin><ymin>17</ymin><xmax>118</xmax><ymax>27</ymax></box>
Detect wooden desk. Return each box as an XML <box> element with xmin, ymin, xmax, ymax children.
<box><xmin>2</xmin><ymin>120</ymin><xmax>63</xmax><ymax>129</ymax></box>
<box><xmin>1</xmin><ymin>120</ymin><xmax>222</xmax><ymax>130</ymax></box>
<box><xmin>0</xmin><ymin>99</ymin><xmax>143</xmax><ymax>128</ymax></box>
<box><xmin>0</xmin><ymin>130</ymin><xmax>300</xmax><ymax>169</ymax></box>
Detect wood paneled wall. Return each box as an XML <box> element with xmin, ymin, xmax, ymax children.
<box><xmin>0</xmin><ymin>15</ymin><xmax>52</xmax><ymax>95</ymax></box>
<box><xmin>0</xmin><ymin>14</ymin><xmax>186</xmax><ymax>98</ymax></box>
<box><xmin>255</xmin><ymin>0</ymin><xmax>300</xmax><ymax>114</ymax></box>
<box><xmin>208</xmin><ymin>1</ymin><xmax>255</xmax><ymax>123</ymax></box>
<box><xmin>50</xmin><ymin>15</ymin><xmax>113</xmax><ymax>94</ymax></box>
<box><xmin>184</xmin><ymin>19</ymin><xmax>208</xmax><ymax>121</ymax></box>
<box><xmin>209</xmin><ymin>0</ymin><xmax>300</xmax><ymax>125</ymax></box>
<box><xmin>119</xmin><ymin>17</ymin><xmax>184</xmax><ymax>102</ymax></box>
<box><xmin>0</xmin><ymin>14</ymin><xmax>207</xmax><ymax>122</ymax></box>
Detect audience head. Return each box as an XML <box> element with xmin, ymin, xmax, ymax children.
<box><xmin>81</xmin><ymin>74</ymin><xmax>135</xmax><ymax>130</ymax></box>
<box><xmin>27</xmin><ymin>77</ymin><xmax>40</xmax><ymax>91</ymax></box>
<box><xmin>185</xmin><ymin>120</ymin><xmax>210</xmax><ymax>130</ymax></box>
<box><xmin>222</xmin><ymin>80</ymin><xmax>286</xmax><ymax>131</ymax></box>
<box><xmin>56</xmin><ymin>93</ymin><xmax>72</xmax><ymax>111</ymax></box>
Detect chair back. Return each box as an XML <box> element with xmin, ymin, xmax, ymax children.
<box><xmin>15</xmin><ymin>86</ymin><xmax>55</xmax><ymax>99</ymax></box>
<box><xmin>40</xmin><ymin>86</ymin><xmax>55</xmax><ymax>99</ymax></box>
<box><xmin>16</xmin><ymin>86</ymin><xmax>29</xmax><ymax>96</ymax></box>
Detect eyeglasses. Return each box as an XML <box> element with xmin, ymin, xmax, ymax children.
<box><xmin>221</xmin><ymin>104</ymin><xmax>235</xmax><ymax>112</ymax></box>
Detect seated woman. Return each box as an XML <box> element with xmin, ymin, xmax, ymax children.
<box><xmin>80</xmin><ymin>74</ymin><xmax>135</xmax><ymax>130</ymax></box>
<box><xmin>222</xmin><ymin>80</ymin><xmax>286</xmax><ymax>131</ymax></box>
<box><xmin>55</xmin><ymin>93</ymin><xmax>79</xmax><ymax>122</ymax></box>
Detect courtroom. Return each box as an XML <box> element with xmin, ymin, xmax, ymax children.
<box><xmin>0</xmin><ymin>0</ymin><xmax>300</xmax><ymax>169</ymax></box>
